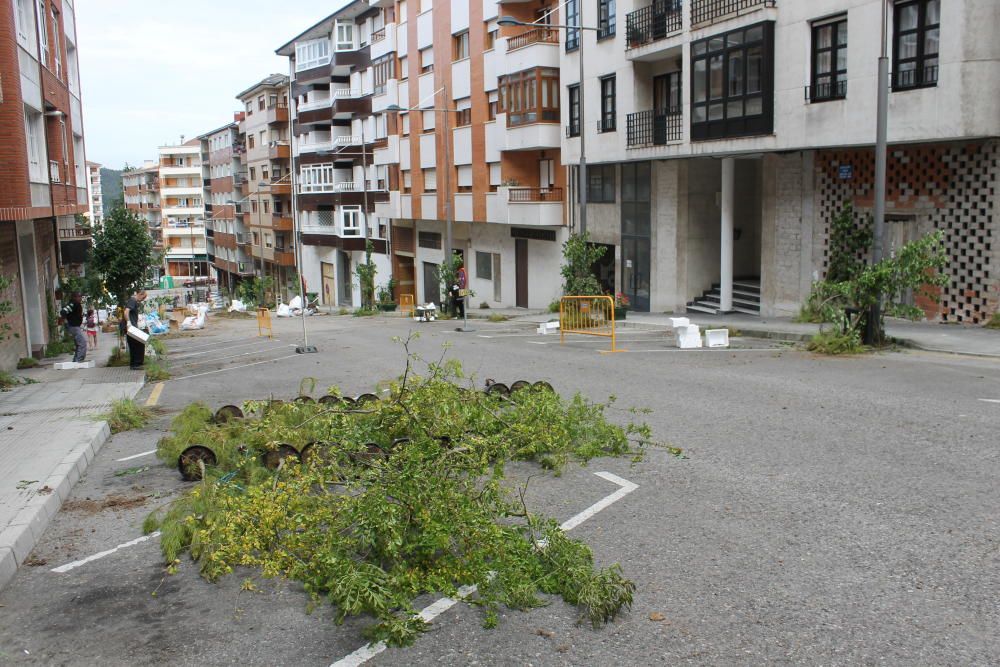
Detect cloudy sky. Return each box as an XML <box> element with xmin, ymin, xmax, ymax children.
<box><xmin>77</xmin><ymin>0</ymin><xmax>346</xmax><ymax>169</ymax></box>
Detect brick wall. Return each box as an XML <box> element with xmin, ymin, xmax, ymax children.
<box><xmin>0</xmin><ymin>1</ymin><xmax>32</xmax><ymax>216</ymax></box>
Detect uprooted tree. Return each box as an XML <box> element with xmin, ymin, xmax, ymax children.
<box><xmin>146</xmin><ymin>340</ymin><xmax>670</xmax><ymax>646</ymax></box>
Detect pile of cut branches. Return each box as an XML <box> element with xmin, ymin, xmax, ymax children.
<box><xmin>147</xmin><ymin>342</ymin><xmax>659</xmax><ymax>646</ymax></box>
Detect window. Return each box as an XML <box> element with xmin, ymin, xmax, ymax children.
<box><xmin>587</xmin><ymin>164</ymin><xmax>615</xmax><ymax>203</ymax></box>
<box><xmin>16</xmin><ymin>0</ymin><xmax>33</xmax><ymax>45</ymax></box>
<box><xmin>691</xmin><ymin>22</ymin><xmax>774</xmax><ymax>140</ymax></box>
<box><xmin>245</xmin><ymin>101</ymin><xmax>253</xmax><ymax>115</ymax></box>
<box><xmin>488</xmin><ymin>163</ymin><xmax>501</xmax><ymax>192</ymax></box>
<box><xmin>423</xmin><ymin>168</ymin><xmax>437</xmax><ymax>192</ymax></box>
<box><xmin>453</xmin><ymin>31</ymin><xmax>470</xmax><ymax>61</ymax></box>
<box><xmin>487</xmin><ymin>91</ymin><xmax>498</xmax><ymax>120</ymax></box>
<box><xmin>456</xmin><ymin>165</ymin><xmax>472</xmax><ymax>193</ymax></box>
<box><xmin>597</xmin><ymin>0</ymin><xmax>616</xmax><ymax>40</ymax></box>
<box><xmin>476</xmin><ymin>251</ymin><xmax>493</xmax><ymax>280</ymax></box>
<box><xmin>262</xmin><ymin>167</ymin><xmax>269</xmax><ymax>181</ymax></box>
<box><xmin>399</xmin><ymin>56</ymin><xmax>409</xmax><ymax>80</ymax></box>
<box><xmin>51</xmin><ymin>5</ymin><xmax>61</xmax><ymax>78</ymax></box>
<box><xmin>341</xmin><ymin>206</ymin><xmax>362</xmax><ymax>236</ymax></box>
<box><xmin>249</xmin><ymin>166</ymin><xmax>256</xmax><ymax>180</ymax></box>
<box><xmin>402</xmin><ymin>169</ymin><xmax>412</xmax><ymax>193</ymax></box>
<box><xmin>599</xmin><ymin>75</ymin><xmax>616</xmax><ymax>132</ymax></box>
<box><xmin>258</xmin><ymin>96</ymin><xmax>266</xmax><ymax>111</ymax></box>
<box><xmin>373</xmin><ymin>55</ymin><xmax>396</xmax><ymax>94</ymax></box>
<box><xmin>299</xmin><ymin>163</ymin><xmax>336</xmax><ymax>193</ymax></box>
<box><xmin>810</xmin><ymin>17</ymin><xmax>847</xmax><ymax>101</ymax></box>
<box><xmin>24</xmin><ymin>108</ymin><xmax>44</xmax><ymax>181</ymax></box>
<box><xmin>37</xmin><ymin>0</ymin><xmax>48</xmax><ymax>65</ymax></box>
<box><xmin>565</xmin><ymin>0</ymin><xmax>579</xmax><ymax>51</ymax></box>
<box><xmin>263</xmin><ymin>199</ymin><xmax>270</xmax><ymax>214</ymax></box>
<box><xmin>499</xmin><ymin>68</ymin><xmax>560</xmax><ymax>127</ymax></box>
<box><xmin>295</xmin><ymin>38</ymin><xmax>331</xmax><ymax>71</ymax></box>
<box><xmin>422</xmin><ymin>109</ymin><xmax>436</xmax><ymax>132</ymax></box>
<box><xmin>455</xmin><ymin>98</ymin><xmax>472</xmax><ymax>127</ymax></box>
<box><xmin>567</xmin><ymin>84</ymin><xmax>580</xmax><ymax>137</ymax></box>
<box><xmin>420</xmin><ymin>48</ymin><xmax>434</xmax><ymax>73</ymax></box>
<box><xmin>485</xmin><ymin>22</ymin><xmax>498</xmax><ymax>50</ymax></box>
<box><xmin>418</xmin><ymin>231</ymin><xmax>442</xmax><ymax>249</ymax></box>
<box><xmin>893</xmin><ymin>0</ymin><xmax>939</xmax><ymax>90</ymax></box>
<box><xmin>335</xmin><ymin>20</ymin><xmax>355</xmax><ymax>51</ymax></box>
<box><xmin>401</xmin><ymin>113</ymin><xmax>411</xmax><ymax>135</ymax></box>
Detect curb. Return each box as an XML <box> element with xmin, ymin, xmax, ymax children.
<box><xmin>0</xmin><ymin>381</ymin><xmax>144</xmax><ymax>592</ymax></box>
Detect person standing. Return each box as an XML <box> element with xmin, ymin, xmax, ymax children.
<box><xmin>124</xmin><ymin>290</ymin><xmax>148</xmax><ymax>370</ymax></box>
<box><xmin>85</xmin><ymin>308</ymin><xmax>99</xmax><ymax>349</ymax></box>
<box><xmin>64</xmin><ymin>292</ymin><xmax>86</xmax><ymax>362</ymax></box>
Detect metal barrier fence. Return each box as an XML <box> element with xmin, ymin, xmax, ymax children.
<box><xmin>399</xmin><ymin>293</ymin><xmax>415</xmax><ymax>317</ymax></box>
<box><xmin>559</xmin><ymin>295</ymin><xmax>624</xmax><ymax>354</ymax></box>
<box><xmin>257</xmin><ymin>307</ymin><xmax>272</xmax><ymax>339</ymax></box>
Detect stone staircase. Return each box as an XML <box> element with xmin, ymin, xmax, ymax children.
<box><xmin>208</xmin><ymin>289</ymin><xmax>226</xmax><ymax>310</ymax></box>
<box><xmin>686</xmin><ymin>278</ymin><xmax>761</xmax><ymax>315</ymax></box>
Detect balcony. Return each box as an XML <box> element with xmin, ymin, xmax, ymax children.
<box><xmin>500</xmin><ymin>187</ymin><xmax>563</xmax><ymax>227</ymax></box>
<box><xmin>272</xmin><ymin>215</ymin><xmax>293</xmax><ymax>231</ymax></box>
<box><xmin>501</xmin><ymin>115</ymin><xmax>562</xmax><ymax>151</ymax></box>
<box><xmin>269</xmin><ymin>179</ymin><xmax>292</xmax><ymax>195</ymax></box>
<box><xmin>58</xmin><ymin>226</ymin><xmax>92</xmax><ymax>239</ymax></box>
<box><xmin>625</xmin><ymin>0</ymin><xmax>683</xmax><ymax>61</ymax></box>
<box><xmin>500</xmin><ymin>29</ymin><xmax>560</xmax><ymax>75</ymax></box>
<box><xmin>626</xmin><ymin>109</ymin><xmax>683</xmax><ymax>148</ymax></box>
<box><xmin>269</xmin><ymin>141</ymin><xmax>291</xmax><ymax>160</ymax></box>
<box><xmin>370</xmin><ymin>23</ymin><xmax>396</xmax><ymax>60</ymax></box>
<box><xmin>690</xmin><ymin>0</ymin><xmax>775</xmax><ymax>29</ymax></box>
<box><xmin>331</xmin><ymin>89</ymin><xmax>371</xmax><ymax>117</ymax></box>
<box><xmin>266</xmin><ymin>101</ymin><xmax>289</xmax><ymax>125</ymax></box>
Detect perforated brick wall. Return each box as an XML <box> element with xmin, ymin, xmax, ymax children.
<box><xmin>815</xmin><ymin>140</ymin><xmax>998</xmax><ymax>324</ymax></box>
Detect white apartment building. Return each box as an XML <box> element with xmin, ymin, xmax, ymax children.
<box><xmin>158</xmin><ymin>141</ymin><xmax>208</xmax><ymax>280</ymax></box>
<box><xmin>85</xmin><ymin>161</ymin><xmax>103</xmax><ymax>225</ymax></box>
<box><xmin>562</xmin><ymin>0</ymin><xmax>999</xmax><ymax>322</ymax></box>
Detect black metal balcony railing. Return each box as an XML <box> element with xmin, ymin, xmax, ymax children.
<box><xmin>893</xmin><ymin>65</ymin><xmax>938</xmax><ymax>90</ymax></box>
<box><xmin>690</xmin><ymin>0</ymin><xmax>775</xmax><ymax>28</ymax></box>
<box><xmin>626</xmin><ymin>109</ymin><xmax>682</xmax><ymax>147</ymax></box>
<box><xmin>805</xmin><ymin>79</ymin><xmax>847</xmax><ymax>103</ymax></box>
<box><xmin>597</xmin><ymin>117</ymin><xmax>616</xmax><ymax>133</ymax></box>
<box><xmin>626</xmin><ymin>0</ymin><xmax>683</xmax><ymax>49</ymax></box>
<box><xmin>508</xmin><ymin>187</ymin><xmax>563</xmax><ymax>203</ymax></box>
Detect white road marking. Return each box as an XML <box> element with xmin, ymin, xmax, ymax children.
<box><xmin>172</xmin><ymin>348</ymin><xmax>283</xmax><ymax>368</ymax></box>
<box><xmin>115</xmin><ymin>449</ymin><xmax>157</xmax><ymax>462</ymax></box>
<box><xmin>51</xmin><ymin>532</ymin><xmax>161</xmax><ymax>573</ymax></box>
<box><xmin>170</xmin><ymin>354</ymin><xmax>301</xmax><ymax>381</ymax></box>
<box><xmin>171</xmin><ymin>340</ymin><xmax>278</xmax><ymax>359</ymax></box>
<box><xmin>978</xmin><ymin>398</ymin><xmax>1000</xmax><ymax>404</ymax></box>
<box><xmin>329</xmin><ymin>471</ymin><xmax>638</xmax><ymax>667</ymax></box>
<box><xmin>529</xmin><ymin>341</ymin><xmax>547</xmax><ymax>345</ymax></box>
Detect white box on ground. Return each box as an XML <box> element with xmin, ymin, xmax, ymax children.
<box><xmin>705</xmin><ymin>328</ymin><xmax>730</xmax><ymax>348</ymax></box>
<box><xmin>54</xmin><ymin>361</ymin><xmax>96</xmax><ymax>370</ymax></box>
<box><xmin>677</xmin><ymin>324</ymin><xmax>703</xmax><ymax>349</ymax></box>
<box><xmin>668</xmin><ymin>317</ymin><xmax>690</xmax><ymax>329</ymax></box>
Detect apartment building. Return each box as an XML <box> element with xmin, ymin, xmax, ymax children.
<box><xmin>235</xmin><ymin>74</ymin><xmax>297</xmax><ymax>302</ymax></box>
<box><xmin>158</xmin><ymin>141</ymin><xmax>208</xmax><ymax>280</ymax></box>
<box><xmin>85</xmin><ymin>161</ymin><xmax>103</xmax><ymax>225</ymax></box>
<box><xmin>0</xmin><ymin>0</ymin><xmax>89</xmax><ymax>367</ymax></box>
<box><xmin>122</xmin><ymin>161</ymin><xmax>163</xmax><ymax>266</ymax></box>
<box><xmin>562</xmin><ymin>0</ymin><xmax>999</xmax><ymax>323</ymax></box>
<box><xmin>199</xmin><ymin>119</ymin><xmax>253</xmax><ymax>294</ymax></box>
<box><xmin>277</xmin><ymin>0</ymin><xmax>569</xmax><ymax>310</ymax></box>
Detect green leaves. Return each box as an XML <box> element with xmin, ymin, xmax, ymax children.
<box><xmin>90</xmin><ymin>206</ymin><xmax>156</xmax><ymax>305</ymax></box>
<box><xmin>561</xmin><ymin>232</ymin><xmax>607</xmax><ymax>296</ymax></box>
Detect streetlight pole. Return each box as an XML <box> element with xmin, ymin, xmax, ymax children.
<box><xmin>442</xmin><ymin>84</ymin><xmax>453</xmax><ymax>265</ymax></box>
<box><xmin>870</xmin><ymin>0</ymin><xmax>890</xmax><ymax>344</ymax></box>
<box><xmin>288</xmin><ymin>76</ymin><xmax>316</xmax><ymax>352</ymax></box>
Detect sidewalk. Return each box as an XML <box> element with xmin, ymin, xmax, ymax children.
<box><xmin>0</xmin><ymin>335</ymin><xmax>143</xmax><ymax>591</ymax></box>
<box><xmin>483</xmin><ymin>307</ymin><xmax>999</xmax><ymax>358</ymax></box>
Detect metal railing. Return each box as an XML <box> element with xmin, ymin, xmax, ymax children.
<box><xmin>507</xmin><ymin>27</ymin><xmax>559</xmax><ymax>51</ymax></box>
<box><xmin>690</xmin><ymin>0</ymin><xmax>775</xmax><ymax>28</ymax></box>
<box><xmin>508</xmin><ymin>187</ymin><xmax>563</xmax><ymax>202</ymax></box>
<box><xmin>626</xmin><ymin>109</ymin><xmax>683</xmax><ymax>147</ymax></box>
<box><xmin>559</xmin><ymin>296</ymin><xmax>624</xmax><ymax>354</ymax></box>
<box><xmin>805</xmin><ymin>79</ymin><xmax>847</xmax><ymax>102</ymax></box>
<box><xmin>597</xmin><ymin>117</ymin><xmax>616</xmax><ymax>133</ymax></box>
<box><xmin>371</xmin><ymin>27</ymin><xmax>386</xmax><ymax>43</ymax></box>
<box><xmin>626</xmin><ymin>0</ymin><xmax>683</xmax><ymax>49</ymax></box>
<box><xmin>893</xmin><ymin>65</ymin><xmax>938</xmax><ymax>90</ymax></box>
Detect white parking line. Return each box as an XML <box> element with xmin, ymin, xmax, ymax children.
<box><xmin>978</xmin><ymin>398</ymin><xmax>1000</xmax><ymax>404</ymax></box>
<box><xmin>170</xmin><ymin>354</ymin><xmax>301</xmax><ymax>381</ymax></box>
<box><xmin>172</xmin><ymin>347</ymin><xmax>285</xmax><ymax>368</ymax></box>
<box><xmin>51</xmin><ymin>532</ymin><xmax>161</xmax><ymax>573</ymax></box>
<box><xmin>329</xmin><ymin>471</ymin><xmax>639</xmax><ymax>667</ymax></box>
<box><xmin>116</xmin><ymin>449</ymin><xmax>157</xmax><ymax>462</ymax></box>
<box><xmin>171</xmin><ymin>340</ymin><xmax>277</xmax><ymax>359</ymax></box>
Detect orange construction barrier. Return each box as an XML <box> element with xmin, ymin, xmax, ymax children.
<box><xmin>559</xmin><ymin>295</ymin><xmax>624</xmax><ymax>354</ymax></box>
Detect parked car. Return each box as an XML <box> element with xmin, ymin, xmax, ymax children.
<box><xmin>182</xmin><ymin>277</ymin><xmax>217</xmax><ymax>288</ymax></box>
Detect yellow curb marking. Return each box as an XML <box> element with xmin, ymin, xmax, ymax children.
<box><xmin>145</xmin><ymin>382</ymin><xmax>164</xmax><ymax>407</ymax></box>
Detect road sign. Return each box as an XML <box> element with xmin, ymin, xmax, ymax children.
<box><xmin>838</xmin><ymin>164</ymin><xmax>853</xmax><ymax>180</ymax></box>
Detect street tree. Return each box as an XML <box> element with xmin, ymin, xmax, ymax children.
<box><xmin>90</xmin><ymin>206</ymin><xmax>156</xmax><ymax>305</ymax></box>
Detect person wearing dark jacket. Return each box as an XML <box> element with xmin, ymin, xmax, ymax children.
<box><xmin>63</xmin><ymin>292</ymin><xmax>86</xmax><ymax>363</ymax></box>
<box><xmin>124</xmin><ymin>290</ymin><xmax>148</xmax><ymax>370</ymax></box>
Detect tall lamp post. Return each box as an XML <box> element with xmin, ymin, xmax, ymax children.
<box><xmin>498</xmin><ymin>13</ymin><xmax>600</xmax><ymax>234</ymax></box>
<box><xmin>869</xmin><ymin>0</ymin><xmax>890</xmax><ymax>345</ymax></box>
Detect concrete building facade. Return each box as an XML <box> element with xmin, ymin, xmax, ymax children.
<box><xmin>85</xmin><ymin>161</ymin><xmax>102</xmax><ymax>225</ymax></box>
<box><xmin>158</xmin><ymin>141</ymin><xmax>207</xmax><ymax>280</ymax></box>
<box><xmin>0</xmin><ymin>0</ymin><xmax>90</xmax><ymax>368</ymax></box>
<box><xmin>122</xmin><ymin>161</ymin><xmax>163</xmax><ymax>269</ymax></box>
<box><xmin>560</xmin><ymin>0</ymin><xmax>999</xmax><ymax>322</ymax></box>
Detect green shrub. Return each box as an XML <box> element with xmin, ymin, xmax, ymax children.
<box><xmin>105</xmin><ymin>398</ymin><xmax>151</xmax><ymax>434</ymax></box>
<box><xmin>16</xmin><ymin>357</ymin><xmax>38</xmax><ymax>369</ymax></box>
<box><xmin>985</xmin><ymin>312</ymin><xmax>1000</xmax><ymax>330</ymax></box>
<box><xmin>487</xmin><ymin>313</ymin><xmax>509</xmax><ymax>322</ymax></box>
<box><xmin>145</xmin><ymin>359</ymin><xmax>171</xmax><ymax>381</ymax></box>
<box><xmin>806</xmin><ymin>328</ymin><xmax>864</xmax><ymax>355</ymax></box>
<box><xmin>44</xmin><ymin>338</ymin><xmax>76</xmax><ymax>357</ymax></box>
<box><xmin>548</xmin><ymin>299</ymin><xmax>561</xmax><ymax>313</ymax></box>
<box><xmin>0</xmin><ymin>371</ymin><xmax>20</xmax><ymax>390</ymax></box>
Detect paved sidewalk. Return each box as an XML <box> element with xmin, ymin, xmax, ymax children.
<box><xmin>486</xmin><ymin>307</ymin><xmax>999</xmax><ymax>358</ymax></box>
<box><xmin>0</xmin><ymin>340</ymin><xmax>143</xmax><ymax>591</ymax></box>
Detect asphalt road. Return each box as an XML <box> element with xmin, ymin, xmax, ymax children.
<box><xmin>0</xmin><ymin>313</ymin><xmax>997</xmax><ymax>666</ymax></box>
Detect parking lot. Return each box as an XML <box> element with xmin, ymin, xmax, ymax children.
<box><xmin>1</xmin><ymin>313</ymin><xmax>998</xmax><ymax>666</ymax></box>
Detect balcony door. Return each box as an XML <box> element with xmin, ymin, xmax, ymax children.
<box><xmin>538</xmin><ymin>159</ymin><xmax>555</xmax><ymax>191</ymax></box>
<box><xmin>652</xmin><ymin>72</ymin><xmax>681</xmax><ymax>145</ymax></box>
<box><xmin>338</xmin><ymin>251</ymin><xmax>353</xmax><ymax>305</ymax></box>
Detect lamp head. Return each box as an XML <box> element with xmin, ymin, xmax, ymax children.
<box><xmin>497</xmin><ymin>16</ymin><xmax>525</xmax><ymax>27</ymax></box>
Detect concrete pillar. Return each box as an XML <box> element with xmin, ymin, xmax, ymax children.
<box><xmin>720</xmin><ymin>157</ymin><xmax>735</xmax><ymax>312</ymax></box>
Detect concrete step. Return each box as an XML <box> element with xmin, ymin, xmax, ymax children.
<box><xmin>686</xmin><ymin>303</ymin><xmax>718</xmax><ymax>315</ymax></box>
<box><xmin>697</xmin><ymin>294</ymin><xmax>761</xmax><ymax>309</ymax></box>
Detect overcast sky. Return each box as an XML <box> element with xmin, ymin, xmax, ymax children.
<box><xmin>77</xmin><ymin>1</ymin><xmax>346</xmax><ymax>170</ymax></box>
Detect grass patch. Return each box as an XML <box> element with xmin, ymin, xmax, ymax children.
<box><xmin>806</xmin><ymin>329</ymin><xmax>864</xmax><ymax>355</ymax></box>
<box><xmin>44</xmin><ymin>338</ymin><xmax>76</xmax><ymax>358</ymax></box>
<box><xmin>213</xmin><ymin>310</ymin><xmax>255</xmax><ymax>320</ymax></box>
<box><xmin>16</xmin><ymin>357</ymin><xmax>39</xmax><ymax>369</ymax></box>
<box><xmin>548</xmin><ymin>299</ymin><xmax>561</xmax><ymax>313</ymax></box>
<box><xmin>145</xmin><ymin>359</ymin><xmax>171</xmax><ymax>381</ymax></box>
<box><xmin>487</xmin><ymin>313</ymin><xmax>510</xmax><ymax>323</ymax></box>
<box><xmin>148</xmin><ymin>338</ymin><xmax>167</xmax><ymax>357</ymax></box>
<box><xmin>107</xmin><ymin>347</ymin><xmax>131</xmax><ymax>367</ymax></box>
<box><xmin>352</xmin><ymin>308</ymin><xmax>377</xmax><ymax>317</ymax></box>
<box><xmin>337</xmin><ymin>307</ymin><xmax>350</xmax><ymax>315</ymax></box>
<box><xmin>985</xmin><ymin>312</ymin><xmax>1000</xmax><ymax>330</ymax></box>
<box><xmin>105</xmin><ymin>398</ymin><xmax>151</xmax><ymax>434</ymax></box>
<box><xmin>1</xmin><ymin>371</ymin><xmax>22</xmax><ymax>390</ymax></box>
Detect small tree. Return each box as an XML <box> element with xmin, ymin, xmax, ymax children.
<box><xmin>560</xmin><ymin>232</ymin><xmax>607</xmax><ymax>296</ymax></box>
<box><xmin>90</xmin><ymin>207</ymin><xmax>156</xmax><ymax>305</ymax></box>
<box><xmin>356</xmin><ymin>240</ymin><xmax>377</xmax><ymax>310</ymax></box>
<box><xmin>826</xmin><ymin>202</ymin><xmax>873</xmax><ymax>283</ymax></box>
<box><xmin>438</xmin><ymin>251</ymin><xmax>464</xmax><ymax>313</ymax></box>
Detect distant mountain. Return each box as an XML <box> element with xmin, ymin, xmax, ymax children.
<box><xmin>100</xmin><ymin>168</ymin><xmax>123</xmax><ymax>210</ymax></box>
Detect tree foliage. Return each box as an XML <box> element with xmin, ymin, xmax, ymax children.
<box><xmin>0</xmin><ymin>268</ymin><xmax>14</xmax><ymax>341</ymax></box>
<box><xmin>356</xmin><ymin>240</ymin><xmax>377</xmax><ymax>310</ymax></box>
<box><xmin>148</xmin><ymin>343</ymin><xmax>661</xmax><ymax>646</ymax></box>
<box><xmin>90</xmin><ymin>207</ymin><xmax>156</xmax><ymax>305</ymax></box>
<box><xmin>561</xmin><ymin>232</ymin><xmax>607</xmax><ymax>296</ymax></box>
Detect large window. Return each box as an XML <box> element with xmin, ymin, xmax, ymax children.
<box><xmin>567</xmin><ymin>84</ymin><xmax>580</xmax><ymax>137</ymax></box>
<box><xmin>597</xmin><ymin>0</ymin><xmax>616</xmax><ymax>40</ymax></box>
<box><xmin>335</xmin><ymin>20</ymin><xmax>355</xmax><ymax>51</ymax></box>
<box><xmin>372</xmin><ymin>55</ymin><xmax>395</xmax><ymax>94</ymax></box>
<box><xmin>565</xmin><ymin>0</ymin><xmax>579</xmax><ymax>51</ymax></box>
<box><xmin>453</xmin><ymin>31</ymin><xmax>470</xmax><ymax>60</ymax></box>
<box><xmin>691</xmin><ymin>21</ymin><xmax>774</xmax><ymax>141</ymax></box>
<box><xmin>23</xmin><ymin>108</ymin><xmax>44</xmax><ymax>182</ymax></box>
<box><xmin>587</xmin><ymin>164</ymin><xmax>615</xmax><ymax>203</ymax></box>
<box><xmin>893</xmin><ymin>0</ymin><xmax>939</xmax><ymax>90</ymax></box>
<box><xmin>37</xmin><ymin>0</ymin><xmax>48</xmax><ymax>65</ymax></box>
<box><xmin>340</xmin><ymin>206</ymin><xmax>362</xmax><ymax>236</ymax></box>
<box><xmin>811</xmin><ymin>16</ymin><xmax>847</xmax><ymax>101</ymax></box>
<box><xmin>498</xmin><ymin>68</ymin><xmax>560</xmax><ymax>127</ymax></box>
<box><xmin>599</xmin><ymin>75</ymin><xmax>616</xmax><ymax>132</ymax></box>
<box><xmin>299</xmin><ymin>163</ymin><xmax>336</xmax><ymax>193</ymax></box>
<box><xmin>296</xmin><ymin>38</ymin><xmax>331</xmax><ymax>71</ymax></box>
